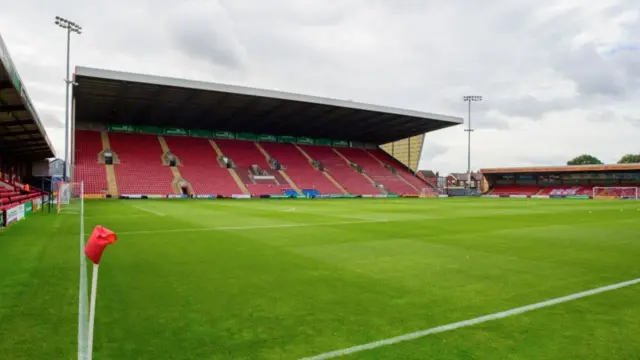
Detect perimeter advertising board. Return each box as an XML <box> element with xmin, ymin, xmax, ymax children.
<box><xmin>5</xmin><ymin>203</ymin><xmax>23</xmax><ymax>226</ymax></box>
<box><xmin>231</xmin><ymin>194</ymin><xmax>251</xmax><ymax>199</ymax></box>
<box><xmin>84</xmin><ymin>194</ymin><xmax>106</xmax><ymax>199</ymax></box>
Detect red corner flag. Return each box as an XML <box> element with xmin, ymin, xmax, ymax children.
<box><xmin>84</xmin><ymin>226</ymin><xmax>117</xmax><ymax>264</ymax></box>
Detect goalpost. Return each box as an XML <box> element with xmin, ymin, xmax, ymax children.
<box><xmin>420</xmin><ymin>187</ymin><xmax>440</xmax><ymax>198</ymax></box>
<box><xmin>593</xmin><ymin>187</ymin><xmax>638</xmax><ymax>200</ymax></box>
<box><xmin>54</xmin><ymin>181</ymin><xmax>84</xmax><ymax>213</ymax></box>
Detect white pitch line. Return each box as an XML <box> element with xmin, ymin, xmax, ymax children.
<box><xmin>118</xmin><ymin>219</ymin><xmax>386</xmax><ymax>235</ymax></box>
<box><xmin>299</xmin><ymin>277</ymin><xmax>640</xmax><ymax>360</ymax></box>
<box><xmin>131</xmin><ymin>205</ymin><xmax>165</xmax><ymax>217</ymax></box>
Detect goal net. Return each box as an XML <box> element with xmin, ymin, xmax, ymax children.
<box><xmin>420</xmin><ymin>187</ymin><xmax>440</xmax><ymax>198</ymax></box>
<box><xmin>593</xmin><ymin>187</ymin><xmax>638</xmax><ymax>200</ymax></box>
<box><xmin>54</xmin><ymin>181</ymin><xmax>84</xmax><ymax>213</ymax></box>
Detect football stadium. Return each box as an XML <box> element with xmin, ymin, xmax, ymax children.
<box><xmin>2</xmin><ymin>31</ymin><xmax>640</xmax><ymax>360</ymax></box>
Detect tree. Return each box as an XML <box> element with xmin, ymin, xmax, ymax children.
<box><xmin>567</xmin><ymin>154</ymin><xmax>603</xmax><ymax>166</ymax></box>
<box><xmin>617</xmin><ymin>154</ymin><xmax>640</xmax><ymax>164</ymax></box>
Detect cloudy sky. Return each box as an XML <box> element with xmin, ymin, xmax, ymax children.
<box><xmin>1</xmin><ymin>0</ymin><xmax>638</xmax><ymax>173</ymax></box>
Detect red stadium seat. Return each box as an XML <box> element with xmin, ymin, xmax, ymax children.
<box><xmin>260</xmin><ymin>142</ymin><xmax>341</xmax><ymax>194</ymax></box>
<box><xmin>74</xmin><ymin>131</ymin><xmax>108</xmax><ymax>195</ymax></box>
<box><xmin>337</xmin><ymin>147</ymin><xmax>422</xmax><ymax>195</ymax></box>
<box><xmin>109</xmin><ymin>133</ymin><xmax>174</xmax><ymax>195</ymax></box>
<box><xmin>366</xmin><ymin>149</ymin><xmax>433</xmax><ymax>195</ymax></box>
<box><xmin>163</xmin><ymin>136</ymin><xmax>243</xmax><ymax>196</ymax></box>
<box><xmin>299</xmin><ymin>145</ymin><xmax>378</xmax><ymax>195</ymax></box>
<box><xmin>214</xmin><ymin>139</ymin><xmax>288</xmax><ymax>194</ymax></box>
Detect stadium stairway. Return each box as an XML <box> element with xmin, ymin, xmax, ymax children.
<box><xmin>157</xmin><ymin>136</ymin><xmax>171</xmax><ymax>160</ymax></box>
<box><xmin>108</xmin><ymin>133</ymin><xmax>174</xmax><ymax>195</ymax></box>
<box><xmin>209</xmin><ymin>140</ymin><xmax>250</xmax><ymax>195</ymax></box>
<box><xmin>215</xmin><ymin>139</ymin><xmax>287</xmax><ymax>194</ymax></box>
<box><xmin>339</xmin><ymin>147</ymin><xmax>419</xmax><ymax>195</ymax></box>
<box><xmin>74</xmin><ymin>130</ymin><xmax>109</xmax><ymax>195</ymax></box>
<box><xmin>367</xmin><ymin>150</ymin><xmax>427</xmax><ymax>194</ymax></box>
<box><xmin>259</xmin><ymin>142</ymin><xmax>342</xmax><ymax>194</ymax></box>
<box><xmin>100</xmin><ymin>132</ymin><xmax>119</xmax><ymax>196</ymax></box>
<box><xmin>162</xmin><ymin>136</ymin><xmax>241</xmax><ymax>196</ymax></box>
<box><xmin>329</xmin><ymin>148</ymin><xmax>382</xmax><ymax>194</ymax></box>
<box><xmin>294</xmin><ymin>145</ymin><xmax>348</xmax><ymax>194</ymax></box>
<box><xmin>254</xmin><ymin>143</ymin><xmax>302</xmax><ymax>195</ymax></box>
<box><xmin>158</xmin><ymin>136</ymin><xmax>192</xmax><ymax>195</ymax></box>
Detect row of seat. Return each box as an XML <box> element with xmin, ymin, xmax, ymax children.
<box><xmin>491</xmin><ymin>185</ymin><xmax>640</xmax><ymax>196</ymax></box>
<box><xmin>74</xmin><ymin>131</ymin><xmax>431</xmax><ymax>196</ymax></box>
<box><xmin>0</xmin><ymin>191</ymin><xmax>21</xmax><ymax>199</ymax></box>
<box><xmin>75</xmin><ymin>131</ymin><xmax>108</xmax><ymax>194</ymax></box>
<box><xmin>0</xmin><ymin>192</ymin><xmax>43</xmax><ymax>211</ymax></box>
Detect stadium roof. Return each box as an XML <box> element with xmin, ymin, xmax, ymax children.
<box><xmin>73</xmin><ymin>67</ymin><xmax>463</xmax><ymax>144</ymax></box>
<box><xmin>0</xmin><ymin>34</ymin><xmax>55</xmax><ymax>160</ymax></box>
<box><xmin>482</xmin><ymin>164</ymin><xmax>640</xmax><ymax>174</ymax></box>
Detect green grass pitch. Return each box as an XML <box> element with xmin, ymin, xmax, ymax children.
<box><xmin>1</xmin><ymin>198</ymin><xmax>639</xmax><ymax>360</ymax></box>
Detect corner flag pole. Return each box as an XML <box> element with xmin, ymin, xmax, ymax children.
<box><xmin>83</xmin><ymin>226</ymin><xmax>117</xmax><ymax>360</ymax></box>
<box><xmin>87</xmin><ymin>264</ymin><xmax>99</xmax><ymax>360</ymax></box>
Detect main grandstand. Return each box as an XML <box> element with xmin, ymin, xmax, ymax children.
<box><xmin>71</xmin><ymin>67</ymin><xmax>462</xmax><ymax>198</ymax></box>
<box><xmin>482</xmin><ymin>164</ymin><xmax>640</xmax><ymax>199</ymax></box>
<box><xmin>0</xmin><ymin>32</ymin><xmax>54</xmax><ymax>221</ymax></box>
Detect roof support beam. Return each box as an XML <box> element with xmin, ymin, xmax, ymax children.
<box><xmin>0</xmin><ymin>104</ymin><xmax>26</xmax><ymax>113</ymax></box>
<box><xmin>0</xmin><ymin>145</ymin><xmax>49</xmax><ymax>155</ymax></box>
<box><xmin>0</xmin><ymin>140</ymin><xmax>44</xmax><ymax>149</ymax></box>
<box><xmin>7</xmin><ymin>145</ymin><xmax>50</xmax><ymax>152</ymax></box>
<box><xmin>0</xmin><ymin>119</ymin><xmax>33</xmax><ymax>127</ymax></box>
<box><xmin>0</xmin><ymin>130</ymin><xmax>42</xmax><ymax>137</ymax></box>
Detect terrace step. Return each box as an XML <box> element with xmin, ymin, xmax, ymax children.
<box><xmin>294</xmin><ymin>144</ymin><xmax>347</xmax><ymax>194</ymax></box>
<box><xmin>255</xmin><ymin>142</ymin><xmax>301</xmax><ymax>195</ymax></box>
<box><xmin>105</xmin><ymin>164</ymin><xmax>118</xmax><ymax>196</ymax></box>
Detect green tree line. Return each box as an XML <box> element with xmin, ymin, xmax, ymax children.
<box><xmin>567</xmin><ymin>154</ymin><xmax>640</xmax><ymax>165</ymax></box>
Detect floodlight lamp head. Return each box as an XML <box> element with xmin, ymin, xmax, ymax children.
<box><xmin>463</xmin><ymin>95</ymin><xmax>482</xmax><ymax>102</ymax></box>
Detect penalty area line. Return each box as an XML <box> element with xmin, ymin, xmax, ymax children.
<box><xmin>299</xmin><ymin>277</ymin><xmax>640</xmax><ymax>360</ymax></box>
<box><xmin>118</xmin><ymin>219</ymin><xmax>386</xmax><ymax>235</ymax></box>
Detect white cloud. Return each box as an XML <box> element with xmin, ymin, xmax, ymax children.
<box><xmin>1</xmin><ymin>0</ymin><xmax>638</xmax><ymax>173</ymax></box>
